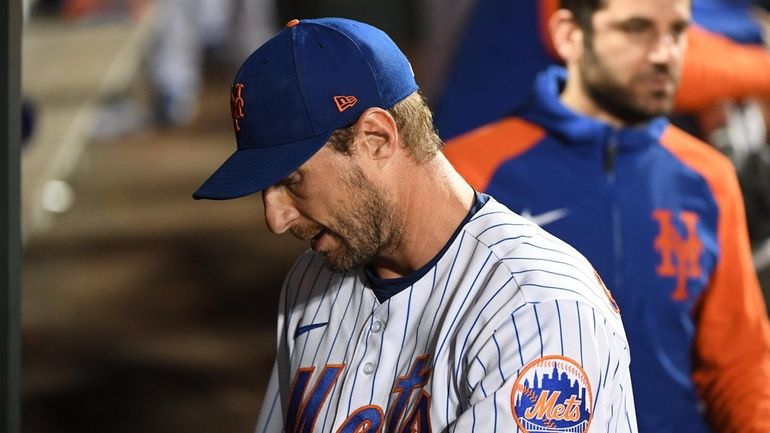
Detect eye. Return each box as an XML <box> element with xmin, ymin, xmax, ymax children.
<box><xmin>670</xmin><ymin>21</ymin><xmax>689</xmax><ymax>38</ymax></box>
<box><xmin>618</xmin><ymin>19</ymin><xmax>653</xmax><ymax>34</ymax></box>
<box><xmin>277</xmin><ymin>173</ymin><xmax>306</xmax><ymax>199</ymax></box>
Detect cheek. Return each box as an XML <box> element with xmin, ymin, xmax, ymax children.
<box><xmin>291</xmin><ymin>193</ymin><xmax>330</xmax><ymax>223</ymax></box>
<box><xmin>304</xmin><ymin>192</ymin><xmax>352</xmax><ymax>224</ymax></box>
<box><xmin>611</xmin><ymin>51</ymin><xmax>650</xmax><ymax>84</ymax></box>
<box><xmin>592</xmin><ymin>38</ymin><xmax>643</xmax><ymax>74</ymax></box>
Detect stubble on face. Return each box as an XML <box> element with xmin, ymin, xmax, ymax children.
<box><xmin>291</xmin><ymin>166</ymin><xmax>402</xmax><ymax>273</ymax></box>
<box><xmin>579</xmin><ymin>39</ymin><xmax>679</xmax><ymax>125</ymax></box>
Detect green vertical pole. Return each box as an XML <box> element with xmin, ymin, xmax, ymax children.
<box><xmin>1</xmin><ymin>0</ymin><xmax>22</xmax><ymax>432</ymax></box>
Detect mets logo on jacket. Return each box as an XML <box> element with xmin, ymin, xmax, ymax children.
<box><xmin>511</xmin><ymin>356</ymin><xmax>593</xmax><ymax>433</ymax></box>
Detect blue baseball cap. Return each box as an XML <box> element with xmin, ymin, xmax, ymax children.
<box><xmin>193</xmin><ymin>17</ymin><xmax>419</xmax><ymax>200</ymax></box>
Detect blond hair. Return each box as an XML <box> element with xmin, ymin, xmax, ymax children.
<box><xmin>327</xmin><ymin>91</ymin><xmax>443</xmax><ymax>163</ymax></box>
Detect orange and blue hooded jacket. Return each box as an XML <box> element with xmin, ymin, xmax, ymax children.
<box><xmin>445</xmin><ymin>66</ymin><xmax>770</xmax><ymax>433</ymax></box>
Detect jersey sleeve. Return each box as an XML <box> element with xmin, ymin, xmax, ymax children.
<box><xmin>448</xmin><ymin>299</ymin><xmax>638</xmax><ymax>433</ymax></box>
<box><xmin>688</xmin><ymin>152</ymin><xmax>770</xmax><ymax>432</ymax></box>
<box><xmin>660</xmin><ymin>126</ymin><xmax>770</xmax><ymax>431</ymax></box>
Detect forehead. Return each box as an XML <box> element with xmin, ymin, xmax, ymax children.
<box><xmin>598</xmin><ymin>0</ymin><xmax>691</xmax><ymax>22</ymax></box>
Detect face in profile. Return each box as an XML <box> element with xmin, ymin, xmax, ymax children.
<box><xmin>263</xmin><ymin>144</ymin><xmax>401</xmax><ymax>273</ymax></box>
<box><xmin>290</xmin><ymin>165</ymin><xmax>400</xmax><ymax>272</ymax></box>
<box><xmin>578</xmin><ymin>0</ymin><xmax>691</xmax><ymax>124</ymax></box>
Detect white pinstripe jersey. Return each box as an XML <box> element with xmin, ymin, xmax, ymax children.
<box><xmin>255</xmin><ymin>196</ymin><xmax>637</xmax><ymax>433</ymax></box>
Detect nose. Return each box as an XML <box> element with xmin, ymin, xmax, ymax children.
<box><xmin>648</xmin><ymin>33</ymin><xmax>679</xmax><ymax>64</ymax></box>
<box><xmin>262</xmin><ymin>187</ymin><xmax>299</xmax><ymax>234</ymax></box>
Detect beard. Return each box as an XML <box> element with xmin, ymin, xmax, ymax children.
<box><xmin>579</xmin><ymin>42</ymin><xmax>679</xmax><ymax>125</ymax></box>
<box><xmin>291</xmin><ymin>166</ymin><xmax>402</xmax><ymax>273</ymax></box>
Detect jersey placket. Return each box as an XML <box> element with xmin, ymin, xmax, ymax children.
<box><xmin>328</xmin><ymin>297</ymin><xmax>390</xmax><ymax>425</ymax></box>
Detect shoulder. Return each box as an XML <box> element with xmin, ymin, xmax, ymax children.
<box><xmin>659</xmin><ymin>125</ymin><xmax>742</xmax><ymax>203</ymax></box>
<box><xmin>464</xmin><ymin>198</ymin><xmax>591</xmax><ymax>270</ymax></box>
<box><xmin>463</xmin><ymin>199</ymin><xmax>617</xmax><ymax>313</ymax></box>
<box><xmin>444</xmin><ymin>117</ymin><xmax>547</xmax><ymax>191</ymax></box>
<box><xmin>446</xmin><ymin>117</ymin><xmax>546</xmax><ymax>149</ymax></box>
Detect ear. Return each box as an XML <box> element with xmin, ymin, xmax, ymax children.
<box><xmin>549</xmin><ymin>9</ymin><xmax>584</xmax><ymax>64</ymax></box>
<box><xmin>353</xmin><ymin>108</ymin><xmax>399</xmax><ymax>163</ymax></box>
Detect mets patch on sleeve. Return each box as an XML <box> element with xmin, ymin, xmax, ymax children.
<box><xmin>511</xmin><ymin>355</ymin><xmax>593</xmax><ymax>433</ymax></box>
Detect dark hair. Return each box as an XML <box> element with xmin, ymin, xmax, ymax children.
<box><xmin>560</xmin><ymin>0</ymin><xmax>607</xmax><ymax>37</ymax></box>
<box><xmin>326</xmin><ymin>91</ymin><xmax>443</xmax><ymax>164</ymax></box>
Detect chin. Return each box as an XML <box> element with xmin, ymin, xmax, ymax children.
<box><xmin>646</xmin><ymin>103</ymin><xmax>673</xmax><ymax>118</ymax></box>
<box><xmin>635</xmin><ymin>97</ymin><xmax>672</xmax><ymax>118</ymax></box>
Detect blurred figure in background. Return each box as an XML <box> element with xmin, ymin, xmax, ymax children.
<box><xmin>146</xmin><ymin>0</ymin><xmax>276</xmax><ymax>127</ymax></box>
<box><xmin>432</xmin><ymin>0</ymin><xmax>770</xmax><ymax>141</ymax></box>
<box><xmin>431</xmin><ymin>0</ymin><xmax>770</xmax><ymax>281</ymax></box>
<box><xmin>36</xmin><ymin>0</ymin><xmax>145</xmax><ymax>20</ymax></box>
<box><xmin>672</xmin><ymin>0</ymin><xmax>770</xmax><ymax>246</ymax></box>
<box><xmin>735</xmin><ymin>98</ymin><xmax>770</xmax><ymax>243</ymax></box>
<box><xmin>444</xmin><ymin>0</ymin><xmax>770</xmax><ymax>431</ymax></box>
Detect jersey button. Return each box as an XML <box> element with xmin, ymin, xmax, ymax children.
<box><xmin>371</xmin><ymin>321</ymin><xmax>383</xmax><ymax>333</ymax></box>
<box><xmin>363</xmin><ymin>362</ymin><xmax>375</xmax><ymax>375</ymax></box>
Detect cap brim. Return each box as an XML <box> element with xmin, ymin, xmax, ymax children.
<box><xmin>193</xmin><ymin>131</ymin><xmax>333</xmax><ymax>200</ymax></box>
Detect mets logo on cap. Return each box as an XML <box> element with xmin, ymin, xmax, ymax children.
<box><xmin>230</xmin><ymin>83</ymin><xmax>246</xmax><ymax>133</ymax></box>
<box><xmin>511</xmin><ymin>355</ymin><xmax>593</xmax><ymax>433</ymax></box>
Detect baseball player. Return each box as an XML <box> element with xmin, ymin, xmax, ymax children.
<box><xmin>444</xmin><ymin>0</ymin><xmax>770</xmax><ymax>432</ymax></box>
<box><xmin>194</xmin><ymin>18</ymin><xmax>637</xmax><ymax>433</ymax></box>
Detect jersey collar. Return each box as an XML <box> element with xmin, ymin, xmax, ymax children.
<box><xmin>364</xmin><ymin>191</ymin><xmax>491</xmax><ymax>303</ymax></box>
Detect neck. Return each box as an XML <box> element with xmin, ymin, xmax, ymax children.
<box><xmin>369</xmin><ymin>155</ymin><xmax>475</xmax><ymax>279</ymax></box>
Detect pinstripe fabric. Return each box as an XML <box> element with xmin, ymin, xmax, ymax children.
<box><xmin>255</xmin><ymin>198</ymin><xmax>637</xmax><ymax>433</ymax></box>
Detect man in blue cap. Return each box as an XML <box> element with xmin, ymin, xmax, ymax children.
<box><xmin>194</xmin><ymin>17</ymin><xmax>637</xmax><ymax>433</ymax></box>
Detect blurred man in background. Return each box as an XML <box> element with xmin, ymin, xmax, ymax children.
<box><xmin>432</xmin><ymin>0</ymin><xmax>770</xmax><ymax>257</ymax></box>
<box><xmin>445</xmin><ymin>0</ymin><xmax>770</xmax><ymax>431</ymax></box>
<box><xmin>146</xmin><ymin>0</ymin><xmax>276</xmax><ymax>126</ymax></box>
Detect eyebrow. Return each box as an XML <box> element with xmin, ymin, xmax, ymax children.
<box><xmin>611</xmin><ymin>16</ymin><xmax>690</xmax><ymax>31</ymax></box>
<box><xmin>275</xmin><ymin>170</ymin><xmax>303</xmax><ymax>187</ymax></box>
<box><xmin>612</xmin><ymin>16</ymin><xmax>654</xmax><ymax>27</ymax></box>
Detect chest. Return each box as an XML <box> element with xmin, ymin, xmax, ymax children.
<box><xmin>486</xmin><ymin>145</ymin><xmax>720</xmax><ymax>311</ymax></box>
<box><xmin>280</xmin><ymin>260</ymin><xmax>520</xmax><ymax>433</ymax></box>
<box><xmin>282</xmin><ymin>283</ymin><xmax>459</xmax><ymax>433</ymax></box>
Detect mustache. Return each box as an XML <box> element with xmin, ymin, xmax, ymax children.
<box><xmin>290</xmin><ymin>223</ymin><xmax>323</xmax><ymax>241</ymax></box>
<box><xmin>643</xmin><ymin>64</ymin><xmax>674</xmax><ymax>79</ymax></box>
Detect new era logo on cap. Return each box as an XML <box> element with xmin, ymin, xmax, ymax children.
<box><xmin>334</xmin><ymin>95</ymin><xmax>358</xmax><ymax>112</ymax></box>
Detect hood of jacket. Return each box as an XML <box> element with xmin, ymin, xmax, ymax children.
<box><xmin>516</xmin><ymin>66</ymin><xmax>671</xmax><ymax>154</ymax></box>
